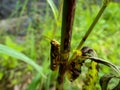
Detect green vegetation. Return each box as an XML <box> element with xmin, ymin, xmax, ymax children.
<box><xmin>0</xmin><ymin>0</ymin><xmax>120</xmax><ymax>90</ymax></box>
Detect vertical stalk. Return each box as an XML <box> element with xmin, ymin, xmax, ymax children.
<box><xmin>56</xmin><ymin>0</ymin><xmax>76</xmax><ymax>90</ymax></box>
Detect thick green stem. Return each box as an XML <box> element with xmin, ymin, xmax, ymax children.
<box><xmin>56</xmin><ymin>0</ymin><xmax>76</xmax><ymax>90</ymax></box>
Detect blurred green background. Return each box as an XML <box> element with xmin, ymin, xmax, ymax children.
<box><xmin>0</xmin><ymin>0</ymin><xmax>120</xmax><ymax>90</ymax></box>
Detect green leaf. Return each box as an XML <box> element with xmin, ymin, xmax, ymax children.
<box><xmin>47</xmin><ymin>0</ymin><xmax>58</xmax><ymax>21</ymax></box>
<box><xmin>0</xmin><ymin>44</ymin><xmax>45</xmax><ymax>78</ymax></box>
<box><xmin>88</xmin><ymin>57</ymin><xmax>120</xmax><ymax>76</ymax></box>
<box><xmin>100</xmin><ymin>74</ymin><xmax>120</xmax><ymax>90</ymax></box>
<box><xmin>100</xmin><ymin>74</ymin><xmax>114</xmax><ymax>90</ymax></box>
<box><xmin>112</xmin><ymin>81</ymin><xmax>120</xmax><ymax>90</ymax></box>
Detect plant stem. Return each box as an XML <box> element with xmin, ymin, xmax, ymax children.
<box><xmin>69</xmin><ymin>0</ymin><xmax>110</xmax><ymax>63</ymax></box>
<box><xmin>77</xmin><ymin>2</ymin><xmax>109</xmax><ymax>50</ymax></box>
<box><xmin>56</xmin><ymin>0</ymin><xmax>76</xmax><ymax>90</ymax></box>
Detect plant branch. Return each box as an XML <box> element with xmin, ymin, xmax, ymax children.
<box><xmin>56</xmin><ymin>0</ymin><xmax>76</xmax><ymax>90</ymax></box>
<box><xmin>77</xmin><ymin>0</ymin><xmax>110</xmax><ymax>50</ymax></box>
<box><xmin>69</xmin><ymin>0</ymin><xmax>111</xmax><ymax>66</ymax></box>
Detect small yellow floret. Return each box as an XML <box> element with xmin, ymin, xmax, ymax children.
<box><xmin>73</xmin><ymin>50</ymin><xmax>82</xmax><ymax>56</ymax></box>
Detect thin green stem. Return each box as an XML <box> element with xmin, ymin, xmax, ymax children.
<box><xmin>77</xmin><ymin>2</ymin><xmax>109</xmax><ymax>50</ymax></box>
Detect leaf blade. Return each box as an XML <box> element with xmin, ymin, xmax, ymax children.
<box><xmin>0</xmin><ymin>44</ymin><xmax>45</xmax><ymax>78</ymax></box>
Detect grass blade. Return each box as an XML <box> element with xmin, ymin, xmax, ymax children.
<box><xmin>47</xmin><ymin>0</ymin><xmax>58</xmax><ymax>21</ymax></box>
<box><xmin>0</xmin><ymin>44</ymin><xmax>45</xmax><ymax>78</ymax></box>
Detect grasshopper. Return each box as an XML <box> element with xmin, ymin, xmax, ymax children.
<box><xmin>50</xmin><ymin>39</ymin><xmax>60</xmax><ymax>71</ymax></box>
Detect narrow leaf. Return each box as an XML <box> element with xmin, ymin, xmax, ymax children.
<box><xmin>100</xmin><ymin>74</ymin><xmax>120</xmax><ymax>90</ymax></box>
<box><xmin>88</xmin><ymin>57</ymin><xmax>120</xmax><ymax>76</ymax></box>
<box><xmin>0</xmin><ymin>44</ymin><xmax>45</xmax><ymax>77</ymax></box>
<box><xmin>112</xmin><ymin>81</ymin><xmax>120</xmax><ymax>90</ymax></box>
<box><xmin>100</xmin><ymin>74</ymin><xmax>115</xmax><ymax>90</ymax></box>
<box><xmin>47</xmin><ymin>0</ymin><xmax>58</xmax><ymax>21</ymax></box>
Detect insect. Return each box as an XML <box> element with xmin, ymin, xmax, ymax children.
<box><xmin>67</xmin><ymin>46</ymin><xmax>96</xmax><ymax>82</ymax></box>
<box><xmin>50</xmin><ymin>39</ymin><xmax>60</xmax><ymax>71</ymax></box>
<box><xmin>49</xmin><ymin>38</ymin><xmax>97</xmax><ymax>82</ymax></box>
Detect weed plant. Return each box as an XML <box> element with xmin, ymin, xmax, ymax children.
<box><xmin>0</xmin><ymin>0</ymin><xmax>120</xmax><ymax>90</ymax></box>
